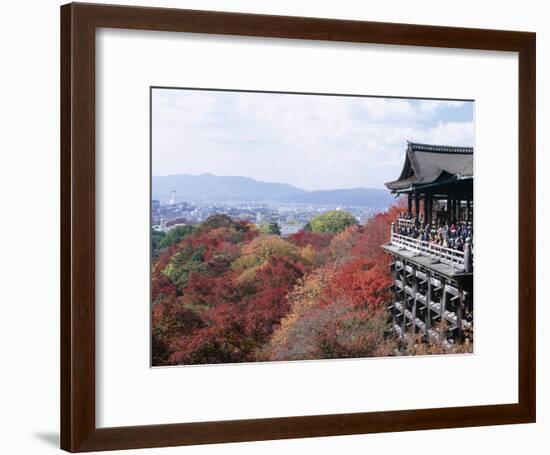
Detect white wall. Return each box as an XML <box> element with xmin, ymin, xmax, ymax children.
<box><xmin>0</xmin><ymin>0</ymin><xmax>546</xmax><ymax>454</ymax></box>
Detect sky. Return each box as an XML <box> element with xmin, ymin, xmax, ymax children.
<box><xmin>152</xmin><ymin>88</ymin><xmax>474</xmax><ymax>191</ymax></box>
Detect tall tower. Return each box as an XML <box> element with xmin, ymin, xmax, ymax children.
<box><xmin>170</xmin><ymin>190</ymin><xmax>176</xmax><ymax>205</ymax></box>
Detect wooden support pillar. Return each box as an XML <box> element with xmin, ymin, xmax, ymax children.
<box><xmin>466</xmin><ymin>200</ymin><xmax>471</xmax><ymax>222</ymax></box>
<box><xmin>428</xmin><ymin>195</ymin><xmax>433</xmax><ymax>226</ymax></box>
<box><xmin>453</xmin><ymin>199</ymin><xmax>457</xmax><ymax>222</ymax></box>
<box><xmin>452</xmin><ymin>199</ymin><xmax>457</xmax><ymax>224</ymax></box>
<box><xmin>411</xmin><ymin>265</ymin><xmax>417</xmax><ymax>334</ymax></box>
<box><xmin>423</xmin><ymin>193</ymin><xmax>429</xmax><ymax>226</ymax></box>
<box><xmin>446</xmin><ymin>196</ymin><xmax>452</xmax><ymax>225</ymax></box>
<box><xmin>457</xmin><ymin>288</ymin><xmax>464</xmax><ymax>343</ymax></box>
<box><xmin>425</xmin><ymin>272</ymin><xmax>432</xmax><ymax>335</ymax></box>
<box><xmin>414</xmin><ymin>192</ymin><xmax>420</xmax><ymax>219</ymax></box>
<box><xmin>407</xmin><ymin>193</ymin><xmax>412</xmax><ymax>216</ymax></box>
<box><xmin>401</xmin><ymin>262</ymin><xmax>407</xmax><ymax>333</ymax></box>
<box><xmin>440</xmin><ymin>281</ymin><xmax>447</xmax><ymax>342</ymax></box>
<box><xmin>392</xmin><ymin>261</ymin><xmax>398</xmax><ymax>327</ymax></box>
<box><xmin>425</xmin><ymin>195</ymin><xmax>429</xmax><ymax>226</ymax></box>
<box><xmin>464</xmin><ymin>240</ymin><xmax>473</xmax><ymax>273</ymax></box>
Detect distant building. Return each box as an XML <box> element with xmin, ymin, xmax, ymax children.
<box><xmin>280</xmin><ymin>223</ymin><xmax>303</xmax><ymax>237</ymax></box>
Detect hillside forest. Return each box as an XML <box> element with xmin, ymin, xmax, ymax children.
<box><xmin>151</xmin><ymin>203</ymin><xmax>470</xmax><ymax>366</ymax></box>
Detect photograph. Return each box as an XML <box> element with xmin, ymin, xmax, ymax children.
<box><xmin>150</xmin><ymin>87</ymin><xmax>474</xmax><ymax>366</ymax></box>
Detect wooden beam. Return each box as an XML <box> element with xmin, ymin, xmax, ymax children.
<box><xmin>425</xmin><ymin>271</ymin><xmax>432</xmax><ymax>334</ymax></box>
<box><xmin>440</xmin><ymin>283</ymin><xmax>447</xmax><ymax>342</ymax></box>
<box><xmin>425</xmin><ymin>195</ymin><xmax>429</xmax><ymax>226</ymax></box>
<box><xmin>457</xmin><ymin>290</ymin><xmax>464</xmax><ymax>342</ymax></box>
<box><xmin>411</xmin><ymin>263</ymin><xmax>418</xmax><ymax>334</ymax></box>
<box><xmin>401</xmin><ymin>260</ymin><xmax>408</xmax><ymax>333</ymax></box>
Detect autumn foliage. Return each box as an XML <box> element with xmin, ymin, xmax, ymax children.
<box><xmin>152</xmin><ymin>207</ymin><xmax>407</xmax><ymax>366</ymax></box>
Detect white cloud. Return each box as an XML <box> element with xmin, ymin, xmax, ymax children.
<box><xmin>414</xmin><ymin>121</ymin><xmax>474</xmax><ymax>147</ymax></box>
<box><xmin>152</xmin><ymin>89</ymin><xmax>473</xmax><ymax>190</ymax></box>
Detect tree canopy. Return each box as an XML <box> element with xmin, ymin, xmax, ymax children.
<box><xmin>151</xmin><ymin>229</ymin><xmax>166</xmax><ymax>257</ymax></box>
<box><xmin>159</xmin><ymin>224</ymin><xmax>194</xmax><ymax>249</ymax></box>
<box><xmin>260</xmin><ymin>222</ymin><xmax>281</xmax><ymax>236</ymax></box>
<box><xmin>150</xmin><ymin>203</ymin><xmax>464</xmax><ymax>366</ymax></box>
<box><xmin>305</xmin><ymin>210</ymin><xmax>358</xmax><ymax>233</ymax></box>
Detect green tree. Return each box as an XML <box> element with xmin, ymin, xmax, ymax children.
<box><xmin>159</xmin><ymin>224</ymin><xmax>194</xmax><ymax>249</ymax></box>
<box><xmin>151</xmin><ymin>229</ymin><xmax>166</xmax><ymax>257</ymax></box>
<box><xmin>162</xmin><ymin>245</ymin><xmax>207</xmax><ymax>291</ymax></box>
<box><xmin>306</xmin><ymin>210</ymin><xmax>358</xmax><ymax>233</ymax></box>
<box><xmin>260</xmin><ymin>222</ymin><xmax>281</xmax><ymax>236</ymax></box>
<box><xmin>198</xmin><ymin>214</ymin><xmax>238</xmax><ymax>232</ymax></box>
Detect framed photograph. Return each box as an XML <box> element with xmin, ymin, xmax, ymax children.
<box><xmin>61</xmin><ymin>2</ymin><xmax>536</xmax><ymax>452</ymax></box>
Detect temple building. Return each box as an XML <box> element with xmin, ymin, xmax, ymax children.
<box><xmin>383</xmin><ymin>142</ymin><xmax>474</xmax><ymax>345</ymax></box>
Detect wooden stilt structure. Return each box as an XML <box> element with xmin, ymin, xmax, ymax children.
<box><xmin>383</xmin><ymin>142</ymin><xmax>474</xmax><ymax>345</ymax></box>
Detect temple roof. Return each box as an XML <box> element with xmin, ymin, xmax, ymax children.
<box><xmin>385</xmin><ymin>142</ymin><xmax>473</xmax><ymax>192</ymax></box>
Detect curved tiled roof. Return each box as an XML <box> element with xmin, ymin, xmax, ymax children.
<box><xmin>385</xmin><ymin>142</ymin><xmax>473</xmax><ymax>192</ymax></box>
<box><xmin>405</xmin><ymin>142</ymin><xmax>473</xmax><ymax>155</ymax></box>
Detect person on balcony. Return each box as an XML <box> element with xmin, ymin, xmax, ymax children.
<box><xmin>397</xmin><ymin>217</ymin><xmax>473</xmax><ymax>253</ymax></box>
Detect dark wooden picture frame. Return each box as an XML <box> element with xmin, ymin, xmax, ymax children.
<box><xmin>61</xmin><ymin>2</ymin><xmax>536</xmax><ymax>452</ymax></box>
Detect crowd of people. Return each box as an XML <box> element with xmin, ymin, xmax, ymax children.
<box><xmin>395</xmin><ymin>212</ymin><xmax>473</xmax><ymax>252</ymax></box>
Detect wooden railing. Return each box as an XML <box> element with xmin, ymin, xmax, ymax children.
<box><xmin>390</xmin><ymin>227</ymin><xmax>471</xmax><ymax>271</ymax></box>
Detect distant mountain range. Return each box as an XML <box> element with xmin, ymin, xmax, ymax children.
<box><xmin>152</xmin><ymin>173</ymin><xmax>394</xmax><ymax>207</ymax></box>
<box><xmin>153</xmin><ymin>173</ymin><xmax>305</xmax><ymax>200</ymax></box>
<box><xmin>281</xmin><ymin>187</ymin><xmax>394</xmax><ymax>207</ymax></box>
